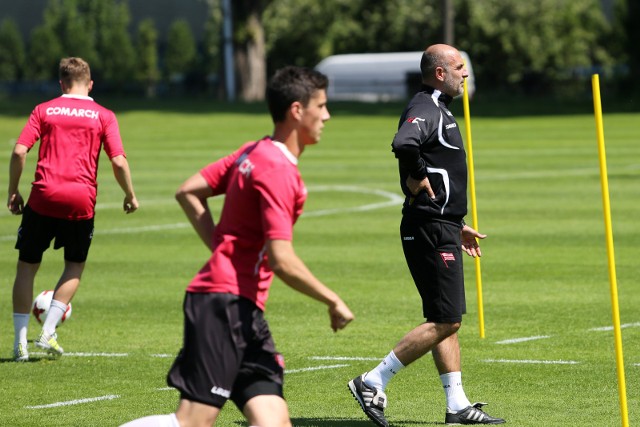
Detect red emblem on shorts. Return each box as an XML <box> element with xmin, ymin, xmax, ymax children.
<box><xmin>440</xmin><ymin>252</ymin><xmax>456</xmax><ymax>268</ymax></box>
<box><xmin>275</xmin><ymin>353</ymin><xmax>285</xmax><ymax>368</ymax></box>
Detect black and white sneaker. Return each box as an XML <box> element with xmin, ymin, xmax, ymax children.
<box><xmin>348</xmin><ymin>373</ymin><xmax>389</xmax><ymax>427</ymax></box>
<box><xmin>445</xmin><ymin>402</ymin><xmax>505</xmax><ymax>425</ymax></box>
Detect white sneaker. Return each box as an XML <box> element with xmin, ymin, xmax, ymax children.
<box><xmin>35</xmin><ymin>331</ymin><xmax>64</xmax><ymax>355</ymax></box>
<box><xmin>14</xmin><ymin>342</ymin><xmax>29</xmax><ymax>362</ymax></box>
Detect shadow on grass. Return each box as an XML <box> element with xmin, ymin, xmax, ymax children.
<box><xmin>0</xmin><ymin>355</ymin><xmax>57</xmax><ymax>363</ymax></box>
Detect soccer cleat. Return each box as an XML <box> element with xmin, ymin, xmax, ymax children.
<box><xmin>348</xmin><ymin>373</ymin><xmax>389</xmax><ymax>427</ymax></box>
<box><xmin>35</xmin><ymin>331</ymin><xmax>64</xmax><ymax>355</ymax></box>
<box><xmin>445</xmin><ymin>402</ymin><xmax>506</xmax><ymax>425</ymax></box>
<box><xmin>14</xmin><ymin>343</ymin><xmax>29</xmax><ymax>362</ymax></box>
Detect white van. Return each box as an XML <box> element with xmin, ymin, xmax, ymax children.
<box><xmin>315</xmin><ymin>51</ymin><xmax>475</xmax><ymax>102</ymax></box>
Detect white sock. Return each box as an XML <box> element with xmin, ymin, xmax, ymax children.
<box><xmin>120</xmin><ymin>413</ymin><xmax>179</xmax><ymax>427</ymax></box>
<box><xmin>364</xmin><ymin>351</ymin><xmax>405</xmax><ymax>391</ymax></box>
<box><xmin>440</xmin><ymin>371</ymin><xmax>471</xmax><ymax>411</ymax></box>
<box><xmin>13</xmin><ymin>313</ymin><xmax>30</xmax><ymax>348</ymax></box>
<box><xmin>43</xmin><ymin>299</ymin><xmax>67</xmax><ymax>335</ymax></box>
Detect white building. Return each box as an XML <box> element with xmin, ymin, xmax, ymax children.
<box><xmin>315</xmin><ymin>51</ymin><xmax>475</xmax><ymax>102</ymax></box>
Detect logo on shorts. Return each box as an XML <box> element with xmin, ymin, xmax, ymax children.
<box><xmin>210</xmin><ymin>385</ymin><xmax>231</xmax><ymax>398</ymax></box>
<box><xmin>440</xmin><ymin>252</ymin><xmax>456</xmax><ymax>268</ymax></box>
<box><xmin>275</xmin><ymin>353</ymin><xmax>285</xmax><ymax>369</ymax></box>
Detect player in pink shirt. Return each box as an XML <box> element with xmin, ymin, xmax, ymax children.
<box><xmin>7</xmin><ymin>57</ymin><xmax>138</xmax><ymax>361</ymax></box>
<box><xmin>121</xmin><ymin>67</ymin><xmax>354</xmax><ymax>427</ymax></box>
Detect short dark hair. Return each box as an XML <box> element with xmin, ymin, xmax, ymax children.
<box><xmin>420</xmin><ymin>50</ymin><xmax>447</xmax><ymax>82</ymax></box>
<box><xmin>59</xmin><ymin>57</ymin><xmax>91</xmax><ymax>87</ymax></box>
<box><xmin>266</xmin><ymin>66</ymin><xmax>328</xmax><ymax>123</ymax></box>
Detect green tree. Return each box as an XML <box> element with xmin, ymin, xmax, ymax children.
<box><xmin>0</xmin><ymin>19</ymin><xmax>26</xmax><ymax>81</ymax></box>
<box><xmin>24</xmin><ymin>25</ymin><xmax>63</xmax><ymax>81</ymax></box>
<box><xmin>264</xmin><ymin>0</ymin><xmax>441</xmax><ymax>71</ymax></box>
<box><xmin>201</xmin><ymin>9</ymin><xmax>223</xmax><ymax>94</ymax></box>
<box><xmin>42</xmin><ymin>0</ymin><xmax>99</xmax><ymax>67</ymax></box>
<box><xmin>135</xmin><ymin>18</ymin><xmax>160</xmax><ymax>98</ymax></box>
<box><xmin>165</xmin><ymin>19</ymin><xmax>197</xmax><ymax>81</ymax></box>
<box><xmin>94</xmin><ymin>0</ymin><xmax>136</xmax><ymax>89</ymax></box>
<box><xmin>233</xmin><ymin>0</ymin><xmax>272</xmax><ymax>101</ymax></box>
<box><xmin>457</xmin><ymin>0</ymin><xmax>613</xmax><ymax>94</ymax></box>
<box><xmin>621</xmin><ymin>0</ymin><xmax>640</xmax><ymax>88</ymax></box>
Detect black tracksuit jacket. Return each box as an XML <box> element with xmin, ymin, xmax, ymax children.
<box><xmin>391</xmin><ymin>85</ymin><xmax>468</xmax><ymax>226</ymax></box>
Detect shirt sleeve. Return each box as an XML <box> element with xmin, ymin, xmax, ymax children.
<box><xmin>16</xmin><ymin>107</ymin><xmax>42</xmax><ymax>149</ymax></box>
<box><xmin>391</xmin><ymin>104</ymin><xmax>430</xmax><ymax>180</ymax></box>
<box><xmin>199</xmin><ymin>143</ymin><xmax>254</xmax><ymax>196</ymax></box>
<box><xmin>254</xmin><ymin>168</ymin><xmax>298</xmax><ymax>241</ymax></box>
<box><xmin>102</xmin><ymin>110</ymin><xmax>126</xmax><ymax>159</ymax></box>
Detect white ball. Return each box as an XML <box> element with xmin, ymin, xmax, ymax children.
<box><xmin>32</xmin><ymin>290</ymin><xmax>72</xmax><ymax>326</ymax></box>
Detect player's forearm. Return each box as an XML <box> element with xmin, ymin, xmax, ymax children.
<box><xmin>111</xmin><ymin>155</ymin><xmax>136</xmax><ymax>197</ymax></box>
<box><xmin>277</xmin><ymin>265</ymin><xmax>341</xmax><ymax>307</ymax></box>
<box><xmin>176</xmin><ymin>192</ymin><xmax>215</xmax><ymax>250</ymax></box>
<box><xmin>8</xmin><ymin>148</ymin><xmax>26</xmax><ymax>194</ymax></box>
<box><xmin>268</xmin><ymin>241</ymin><xmax>341</xmax><ymax>307</ymax></box>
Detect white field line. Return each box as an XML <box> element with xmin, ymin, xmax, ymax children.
<box><xmin>285</xmin><ymin>364</ymin><xmax>350</xmax><ymax>374</ymax></box>
<box><xmin>65</xmin><ymin>352</ymin><xmax>128</xmax><ymax>357</ymax></box>
<box><xmin>495</xmin><ymin>335</ymin><xmax>551</xmax><ymax>345</ymax></box>
<box><xmin>25</xmin><ymin>394</ymin><xmax>120</xmax><ymax>409</ymax></box>
<box><xmin>310</xmin><ymin>356</ymin><xmax>382</xmax><ymax>361</ymax></box>
<box><xmin>483</xmin><ymin>359</ymin><xmax>580</xmax><ymax>365</ymax></box>
<box><xmin>2</xmin><ymin>164</ymin><xmax>638</xmax><ymax>221</ymax></box>
<box><xmin>30</xmin><ymin>351</ymin><xmax>128</xmax><ymax>357</ymax></box>
<box><xmin>302</xmin><ymin>185</ymin><xmax>403</xmax><ymax>217</ymax></box>
<box><xmin>0</xmin><ymin>186</ymin><xmax>401</xmax><ymax>240</ymax></box>
<box><xmin>588</xmin><ymin>322</ymin><xmax>640</xmax><ymax>332</ymax></box>
<box><xmin>96</xmin><ymin>222</ymin><xmax>190</xmax><ymax>235</ymax></box>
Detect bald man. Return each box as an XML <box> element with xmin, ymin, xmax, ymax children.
<box><xmin>347</xmin><ymin>44</ymin><xmax>505</xmax><ymax>426</ymax></box>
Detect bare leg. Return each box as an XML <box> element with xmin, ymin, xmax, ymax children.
<box><xmin>243</xmin><ymin>395</ymin><xmax>292</xmax><ymax>427</ymax></box>
<box><xmin>393</xmin><ymin>321</ymin><xmax>460</xmax><ymax>366</ymax></box>
<box><xmin>175</xmin><ymin>398</ymin><xmax>220</xmax><ymax>426</ymax></box>
<box><xmin>52</xmin><ymin>261</ymin><xmax>85</xmax><ymax>304</ymax></box>
<box><xmin>13</xmin><ymin>260</ymin><xmax>40</xmax><ymax>313</ymax></box>
<box><xmin>432</xmin><ymin>332</ymin><xmax>461</xmax><ymax>375</ymax></box>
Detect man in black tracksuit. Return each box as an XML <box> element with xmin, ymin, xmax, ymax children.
<box><xmin>348</xmin><ymin>44</ymin><xmax>505</xmax><ymax>426</ymax></box>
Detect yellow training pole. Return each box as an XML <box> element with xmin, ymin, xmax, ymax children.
<box><xmin>462</xmin><ymin>77</ymin><xmax>485</xmax><ymax>338</ymax></box>
<box><xmin>591</xmin><ymin>74</ymin><xmax>629</xmax><ymax>427</ymax></box>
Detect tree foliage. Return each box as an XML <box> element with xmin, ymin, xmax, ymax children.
<box><xmin>42</xmin><ymin>0</ymin><xmax>99</xmax><ymax>67</ymax></box>
<box><xmin>232</xmin><ymin>0</ymin><xmax>272</xmax><ymax>101</ymax></box>
<box><xmin>135</xmin><ymin>18</ymin><xmax>161</xmax><ymax>98</ymax></box>
<box><xmin>621</xmin><ymin>0</ymin><xmax>640</xmax><ymax>85</ymax></box>
<box><xmin>264</xmin><ymin>0</ymin><xmax>441</xmax><ymax>71</ymax></box>
<box><xmin>0</xmin><ymin>19</ymin><xmax>25</xmax><ymax>80</ymax></box>
<box><xmin>27</xmin><ymin>0</ymin><xmax>136</xmax><ymax>86</ymax></box>
<box><xmin>92</xmin><ymin>0</ymin><xmax>136</xmax><ymax>89</ymax></box>
<box><xmin>1</xmin><ymin>0</ymin><xmax>632</xmax><ymax>98</ymax></box>
<box><xmin>24</xmin><ymin>25</ymin><xmax>63</xmax><ymax>81</ymax></box>
<box><xmin>165</xmin><ymin>19</ymin><xmax>197</xmax><ymax>79</ymax></box>
<box><xmin>456</xmin><ymin>0</ymin><xmax>614</xmax><ymax>93</ymax></box>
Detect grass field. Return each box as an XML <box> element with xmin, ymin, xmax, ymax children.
<box><xmin>0</xmin><ymin>94</ymin><xmax>638</xmax><ymax>426</ymax></box>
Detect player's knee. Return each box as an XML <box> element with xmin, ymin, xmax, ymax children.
<box><xmin>434</xmin><ymin>321</ymin><xmax>460</xmax><ymax>337</ymax></box>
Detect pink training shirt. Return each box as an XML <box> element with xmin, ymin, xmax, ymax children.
<box><xmin>186</xmin><ymin>137</ymin><xmax>307</xmax><ymax>311</ymax></box>
<box><xmin>17</xmin><ymin>94</ymin><xmax>125</xmax><ymax>220</ymax></box>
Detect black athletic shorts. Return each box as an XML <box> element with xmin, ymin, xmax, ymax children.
<box><xmin>167</xmin><ymin>292</ymin><xmax>285</xmax><ymax>410</ymax></box>
<box><xmin>400</xmin><ymin>216</ymin><xmax>466</xmax><ymax>323</ymax></box>
<box><xmin>15</xmin><ymin>205</ymin><xmax>94</xmax><ymax>264</ymax></box>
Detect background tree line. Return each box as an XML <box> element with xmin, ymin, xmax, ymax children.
<box><xmin>0</xmin><ymin>0</ymin><xmax>636</xmax><ymax>100</ymax></box>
